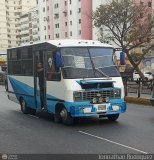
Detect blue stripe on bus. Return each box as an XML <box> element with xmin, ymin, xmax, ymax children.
<box><xmin>9</xmin><ymin>77</ymin><xmax>34</xmax><ymax>96</ymax></box>
<box><xmin>9</xmin><ymin>77</ymin><xmax>60</xmax><ymax>110</ymax></box>
<box><xmin>9</xmin><ymin>77</ymin><xmax>36</xmax><ymax>108</ymax></box>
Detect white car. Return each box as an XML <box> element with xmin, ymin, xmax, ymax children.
<box><xmin>133</xmin><ymin>71</ymin><xmax>153</xmax><ymax>81</ymax></box>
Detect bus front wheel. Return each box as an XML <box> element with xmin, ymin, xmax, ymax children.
<box><xmin>107</xmin><ymin>114</ymin><xmax>119</xmax><ymax>121</ymax></box>
<box><xmin>59</xmin><ymin>107</ymin><xmax>74</xmax><ymax>125</ymax></box>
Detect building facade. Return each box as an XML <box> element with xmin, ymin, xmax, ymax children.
<box><xmin>0</xmin><ymin>0</ymin><xmax>36</xmax><ymax>52</ymax></box>
<box><xmin>131</xmin><ymin>0</ymin><xmax>153</xmax><ymax>71</ymax></box>
<box><xmin>92</xmin><ymin>0</ymin><xmax>107</xmax><ymax>41</ymax></box>
<box><xmin>37</xmin><ymin>0</ymin><xmax>92</xmax><ymax>42</ymax></box>
<box><xmin>18</xmin><ymin>0</ymin><xmax>154</xmax><ymax>50</ymax></box>
<box><xmin>20</xmin><ymin>7</ymin><xmax>39</xmax><ymax>45</ymax></box>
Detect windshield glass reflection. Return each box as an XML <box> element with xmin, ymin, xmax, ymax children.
<box><xmin>61</xmin><ymin>47</ymin><xmax>120</xmax><ymax>79</ymax></box>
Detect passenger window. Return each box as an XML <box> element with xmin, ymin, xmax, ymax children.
<box><xmin>9</xmin><ymin>49</ymin><xmax>22</xmax><ymax>75</ymax></box>
<box><xmin>46</xmin><ymin>51</ymin><xmax>61</xmax><ymax>81</ymax></box>
<box><xmin>21</xmin><ymin>47</ymin><xmax>33</xmax><ymax>76</ymax></box>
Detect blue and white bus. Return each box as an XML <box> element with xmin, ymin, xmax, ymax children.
<box><xmin>7</xmin><ymin>40</ymin><xmax>127</xmax><ymax>125</ymax></box>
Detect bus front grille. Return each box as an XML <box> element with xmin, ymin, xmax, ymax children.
<box><xmin>82</xmin><ymin>90</ymin><xmax>114</xmax><ymax>101</ymax></box>
<box><xmin>75</xmin><ymin>89</ymin><xmax>121</xmax><ymax>101</ymax></box>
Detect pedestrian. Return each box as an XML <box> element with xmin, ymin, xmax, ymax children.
<box><xmin>37</xmin><ymin>62</ymin><xmax>45</xmax><ymax>110</ymax></box>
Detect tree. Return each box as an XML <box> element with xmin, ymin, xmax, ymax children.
<box><xmin>93</xmin><ymin>0</ymin><xmax>154</xmax><ymax>80</ymax></box>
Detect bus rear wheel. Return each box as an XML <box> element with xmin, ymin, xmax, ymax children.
<box><xmin>20</xmin><ymin>99</ymin><xmax>30</xmax><ymax>114</ymax></box>
<box><xmin>107</xmin><ymin>114</ymin><xmax>119</xmax><ymax>121</ymax></box>
<box><xmin>59</xmin><ymin>107</ymin><xmax>74</xmax><ymax>125</ymax></box>
<box><xmin>30</xmin><ymin>108</ymin><xmax>36</xmax><ymax>115</ymax></box>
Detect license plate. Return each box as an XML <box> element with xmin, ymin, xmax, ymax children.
<box><xmin>83</xmin><ymin>108</ymin><xmax>91</xmax><ymax>113</ymax></box>
<box><xmin>98</xmin><ymin>105</ymin><xmax>106</xmax><ymax>111</ymax></box>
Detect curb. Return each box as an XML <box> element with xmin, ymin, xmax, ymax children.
<box><xmin>125</xmin><ymin>96</ymin><xmax>151</xmax><ymax>105</ymax></box>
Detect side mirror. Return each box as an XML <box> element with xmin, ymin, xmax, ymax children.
<box><xmin>56</xmin><ymin>52</ymin><xmax>64</xmax><ymax>68</ymax></box>
<box><xmin>120</xmin><ymin>52</ymin><xmax>126</xmax><ymax>65</ymax></box>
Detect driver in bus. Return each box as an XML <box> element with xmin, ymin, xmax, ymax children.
<box><xmin>37</xmin><ymin>62</ymin><xmax>45</xmax><ymax>110</ymax></box>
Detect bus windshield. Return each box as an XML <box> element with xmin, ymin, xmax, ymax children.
<box><xmin>61</xmin><ymin>47</ymin><xmax>120</xmax><ymax>79</ymax></box>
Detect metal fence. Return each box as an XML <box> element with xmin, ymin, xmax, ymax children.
<box><xmin>123</xmin><ymin>79</ymin><xmax>154</xmax><ymax>98</ymax></box>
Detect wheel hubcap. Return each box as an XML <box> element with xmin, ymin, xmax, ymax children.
<box><xmin>60</xmin><ymin>108</ymin><xmax>67</xmax><ymax>120</ymax></box>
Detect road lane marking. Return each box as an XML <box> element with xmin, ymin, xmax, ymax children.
<box><xmin>78</xmin><ymin>131</ymin><xmax>149</xmax><ymax>154</ymax></box>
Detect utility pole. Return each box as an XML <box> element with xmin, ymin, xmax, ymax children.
<box><xmin>150</xmin><ymin>69</ymin><xmax>154</xmax><ymax>106</ymax></box>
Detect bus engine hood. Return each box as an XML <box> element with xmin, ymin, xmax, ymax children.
<box><xmin>76</xmin><ymin>79</ymin><xmax>114</xmax><ymax>90</ymax></box>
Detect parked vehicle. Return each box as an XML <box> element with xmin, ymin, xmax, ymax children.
<box><xmin>6</xmin><ymin>40</ymin><xmax>127</xmax><ymax>125</ymax></box>
<box><xmin>133</xmin><ymin>71</ymin><xmax>153</xmax><ymax>81</ymax></box>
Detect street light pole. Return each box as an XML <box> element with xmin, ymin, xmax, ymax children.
<box><xmin>150</xmin><ymin>69</ymin><xmax>154</xmax><ymax>106</ymax></box>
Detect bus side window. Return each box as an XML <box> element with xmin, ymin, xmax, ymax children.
<box><xmin>21</xmin><ymin>47</ymin><xmax>33</xmax><ymax>76</ymax></box>
<box><xmin>47</xmin><ymin>51</ymin><xmax>61</xmax><ymax>81</ymax></box>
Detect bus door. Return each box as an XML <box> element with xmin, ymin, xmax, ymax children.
<box><xmin>34</xmin><ymin>50</ymin><xmax>47</xmax><ymax>110</ymax></box>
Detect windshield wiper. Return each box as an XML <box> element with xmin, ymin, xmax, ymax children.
<box><xmin>94</xmin><ymin>68</ymin><xmax>111</xmax><ymax>79</ymax></box>
<box><xmin>87</xmin><ymin>49</ymin><xmax>111</xmax><ymax>79</ymax></box>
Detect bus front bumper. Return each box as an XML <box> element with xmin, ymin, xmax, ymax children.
<box><xmin>66</xmin><ymin>99</ymin><xmax>127</xmax><ymax>117</ymax></box>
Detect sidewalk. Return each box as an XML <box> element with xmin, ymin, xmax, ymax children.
<box><xmin>125</xmin><ymin>96</ymin><xmax>151</xmax><ymax>105</ymax></box>
<box><xmin>125</xmin><ymin>95</ymin><xmax>154</xmax><ymax>106</ymax></box>
<box><xmin>124</xmin><ymin>80</ymin><xmax>154</xmax><ymax>106</ymax></box>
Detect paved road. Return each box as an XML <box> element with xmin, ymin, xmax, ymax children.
<box><xmin>0</xmin><ymin>85</ymin><xmax>154</xmax><ymax>157</ymax></box>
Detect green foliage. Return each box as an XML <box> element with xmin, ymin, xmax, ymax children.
<box><xmin>93</xmin><ymin>0</ymin><xmax>154</xmax><ymax>80</ymax></box>
<box><xmin>93</xmin><ymin>0</ymin><xmax>154</xmax><ymax>50</ymax></box>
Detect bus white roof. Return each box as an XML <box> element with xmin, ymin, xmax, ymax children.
<box><xmin>47</xmin><ymin>39</ymin><xmax>113</xmax><ymax>48</ymax></box>
<box><xmin>8</xmin><ymin>39</ymin><xmax>113</xmax><ymax>50</ymax></box>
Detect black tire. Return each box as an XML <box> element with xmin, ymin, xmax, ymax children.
<box><xmin>29</xmin><ymin>108</ymin><xmax>36</xmax><ymax>115</ymax></box>
<box><xmin>107</xmin><ymin>114</ymin><xmax>119</xmax><ymax>121</ymax></box>
<box><xmin>54</xmin><ymin>114</ymin><xmax>61</xmax><ymax>123</ymax></box>
<box><xmin>20</xmin><ymin>99</ymin><xmax>30</xmax><ymax>114</ymax></box>
<box><xmin>59</xmin><ymin>107</ymin><xmax>74</xmax><ymax>125</ymax></box>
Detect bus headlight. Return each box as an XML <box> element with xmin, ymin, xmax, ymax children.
<box><xmin>105</xmin><ymin>97</ymin><xmax>110</xmax><ymax>103</ymax></box>
<box><xmin>92</xmin><ymin>98</ymin><xmax>97</xmax><ymax>104</ymax></box>
<box><xmin>74</xmin><ymin>92</ymin><xmax>82</xmax><ymax>101</ymax></box>
<box><xmin>112</xmin><ymin>105</ymin><xmax>120</xmax><ymax>111</ymax></box>
<box><xmin>98</xmin><ymin>97</ymin><xmax>103</xmax><ymax>103</ymax></box>
<box><xmin>114</xmin><ymin>89</ymin><xmax>121</xmax><ymax>98</ymax></box>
